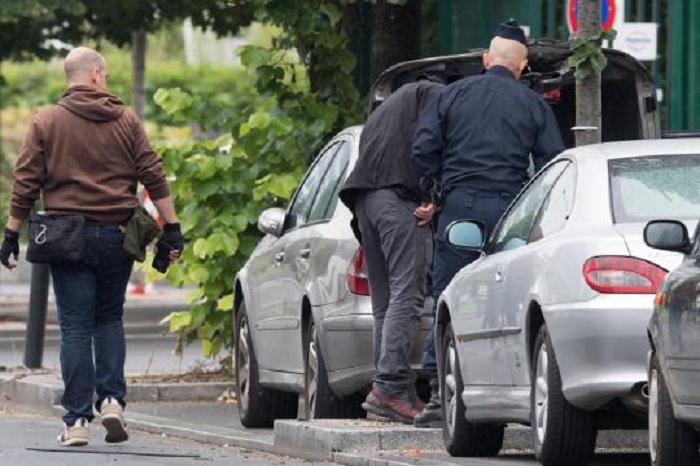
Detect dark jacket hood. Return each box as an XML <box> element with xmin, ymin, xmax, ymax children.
<box><xmin>57</xmin><ymin>85</ymin><xmax>125</xmax><ymax>122</ymax></box>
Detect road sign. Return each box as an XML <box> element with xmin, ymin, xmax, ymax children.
<box><xmin>567</xmin><ymin>0</ymin><xmax>617</xmax><ymax>33</ymax></box>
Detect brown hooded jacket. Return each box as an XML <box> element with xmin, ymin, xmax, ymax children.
<box><xmin>10</xmin><ymin>85</ymin><xmax>170</xmax><ymax>223</ymax></box>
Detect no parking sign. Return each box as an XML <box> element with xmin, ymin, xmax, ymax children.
<box><xmin>567</xmin><ymin>0</ymin><xmax>617</xmax><ymax>33</ymax></box>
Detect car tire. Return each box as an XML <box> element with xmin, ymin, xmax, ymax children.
<box><xmin>235</xmin><ymin>301</ymin><xmax>298</xmax><ymax>427</ymax></box>
<box><xmin>649</xmin><ymin>353</ymin><xmax>700</xmax><ymax>466</ymax></box>
<box><xmin>441</xmin><ymin>322</ymin><xmax>504</xmax><ymax>457</ymax></box>
<box><xmin>531</xmin><ymin>324</ymin><xmax>597</xmax><ymax>466</ymax></box>
<box><xmin>304</xmin><ymin>319</ymin><xmax>365</xmax><ymax>419</ymax></box>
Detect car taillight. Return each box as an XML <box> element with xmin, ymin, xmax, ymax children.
<box><xmin>347</xmin><ymin>247</ymin><xmax>370</xmax><ymax>296</ymax></box>
<box><xmin>583</xmin><ymin>256</ymin><xmax>668</xmax><ymax>294</ymax></box>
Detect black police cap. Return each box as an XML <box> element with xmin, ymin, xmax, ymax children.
<box><xmin>494</xmin><ymin>19</ymin><xmax>527</xmax><ymax>45</ymax></box>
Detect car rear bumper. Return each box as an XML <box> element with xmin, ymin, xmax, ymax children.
<box><xmin>672</xmin><ymin>403</ymin><xmax>700</xmax><ymax>428</ymax></box>
<box><xmin>666</xmin><ymin>356</ymin><xmax>700</xmax><ymax>407</ymax></box>
<box><xmin>544</xmin><ymin>294</ymin><xmax>654</xmax><ymax>410</ymax></box>
<box><xmin>320</xmin><ymin>310</ymin><xmax>433</xmax><ymax>397</ymax></box>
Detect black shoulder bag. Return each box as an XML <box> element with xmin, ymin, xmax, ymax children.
<box><xmin>26</xmin><ymin>212</ymin><xmax>85</xmax><ymax>264</ymax></box>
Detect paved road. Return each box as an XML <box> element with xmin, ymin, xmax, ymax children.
<box><xmin>367</xmin><ymin>451</ymin><xmax>650</xmax><ymax>466</ymax></box>
<box><xmin>0</xmin><ymin>414</ymin><xmax>331</xmax><ymax>466</ymax></box>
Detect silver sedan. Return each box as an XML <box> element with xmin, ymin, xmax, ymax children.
<box><xmin>435</xmin><ymin>139</ymin><xmax>700</xmax><ymax>465</ymax></box>
<box><xmin>233</xmin><ymin>126</ymin><xmax>431</xmax><ymax>427</ymax></box>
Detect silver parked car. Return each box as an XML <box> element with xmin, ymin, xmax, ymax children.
<box><xmin>435</xmin><ymin>139</ymin><xmax>700</xmax><ymax>465</ymax></box>
<box><xmin>232</xmin><ymin>126</ymin><xmax>431</xmax><ymax>427</ymax></box>
<box><xmin>643</xmin><ymin>215</ymin><xmax>700</xmax><ymax>466</ymax></box>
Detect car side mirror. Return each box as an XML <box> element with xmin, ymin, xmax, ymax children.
<box><xmin>644</xmin><ymin>220</ymin><xmax>692</xmax><ymax>255</ymax></box>
<box><xmin>257</xmin><ymin>208</ymin><xmax>286</xmax><ymax>237</ymax></box>
<box><xmin>445</xmin><ymin>220</ymin><xmax>486</xmax><ymax>250</ymax></box>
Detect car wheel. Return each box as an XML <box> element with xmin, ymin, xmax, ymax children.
<box><xmin>649</xmin><ymin>353</ymin><xmax>699</xmax><ymax>466</ymax></box>
<box><xmin>441</xmin><ymin>322</ymin><xmax>504</xmax><ymax>457</ymax></box>
<box><xmin>531</xmin><ymin>324</ymin><xmax>597</xmax><ymax>466</ymax></box>
<box><xmin>235</xmin><ymin>301</ymin><xmax>298</xmax><ymax>427</ymax></box>
<box><xmin>304</xmin><ymin>319</ymin><xmax>365</xmax><ymax>419</ymax></box>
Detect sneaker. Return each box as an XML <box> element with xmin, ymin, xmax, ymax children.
<box><xmin>100</xmin><ymin>397</ymin><xmax>129</xmax><ymax>443</ymax></box>
<box><xmin>362</xmin><ymin>389</ymin><xmax>420</xmax><ymax>424</ymax></box>
<box><xmin>57</xmin><ymin>418</ymin><xmax>89</xmax><ymax>446</ymax></box>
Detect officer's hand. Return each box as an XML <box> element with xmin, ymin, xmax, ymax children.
<box><xmin>415</xmin><ymin>202</ymin><xmax>437</xmax><ymax>227</ymax></box>
<box><xmin>160</xmin><ymin>222</ymin><xmax>184</xmax><ymax>262</ymax></box>
<box><xmin>0</xmin><ymin>228</ymin><xmax>20</xmax><ymax>270</ymax></box>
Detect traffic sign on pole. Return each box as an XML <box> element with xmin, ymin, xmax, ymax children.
<box><xmin>567</xmin><ymin>0</ymin><xmax>617</xmax><ymax>33</ymax></box>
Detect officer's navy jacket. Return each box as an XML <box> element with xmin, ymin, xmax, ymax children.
<box><xmin>412</xmin><ymin>65</ymin><xmax>565</xmax><ymax>200</ymax></box>
<box><xmin>339</xmin><ymin>81</ymin><xmax>444</xmax><ymax>213</ymax></box>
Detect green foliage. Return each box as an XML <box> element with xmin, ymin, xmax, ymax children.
<box><xmin>0</xmin><ymin>59</ymin><xmax>249</xmax><ymax>125</ymax></box>
<box><xmin>156</xmin><ymin>1</ymin><xmax>363</xmax><ymax>361</ymax></box>
<box><xmin>0</xmin><ymin>0</ymin><xmax>86</xmax><ymax>60</ymax></box>
<box><xmin>568</xmin><ymin>29</ymin><xmax>617</xmax><ymax>81</ymax></box>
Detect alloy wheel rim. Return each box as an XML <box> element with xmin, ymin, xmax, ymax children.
<box><xmin>307</xmin><ymin>324</ymin><xmax>319</xmax><ymax>418</ymax></box>
<box><xmin>534</xmin><ymin>343</ymin><xmax>549</xmax><ymax>444</ymax></box>
<box><xmin>444</xmin><ymin>338</ymin><xmax>458</xmax><ymax>438</ymax></box>
<box><xmin>238</xmin><ymin>317</ymin><xmax>251</xmax><ymax>411</ymax></box>
<box><xmin>649</xmin><ymin>367</ymin><xmax>659</xmax><ymax>464</ymax></box>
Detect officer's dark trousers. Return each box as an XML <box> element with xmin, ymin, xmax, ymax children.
<box><xmin>356</xmin><ymin>189</ymin><xmax>432</xmax><ymax>400</ymax></box>
<box><xmin>422</xmin><ymin>187</ymin><xmax>515</xmax><ymax>372</ymax></box>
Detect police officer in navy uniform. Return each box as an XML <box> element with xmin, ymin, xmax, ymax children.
<box><xmin>412</xmin><ymin>21</ymin><xmax>565</xmax><ymax>427</ymax></box>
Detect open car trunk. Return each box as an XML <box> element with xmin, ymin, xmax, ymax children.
<box><xmin>368</xmin><ymin>40</ymin><xmax>660</xmax><ymax>148</ymax></box>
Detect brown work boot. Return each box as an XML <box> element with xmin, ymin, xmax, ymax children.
<box><xmin>413</xmin><ymin>397</ymin><xmax>426</xmax><ymax>413</ymax></box>
<box><xmin>362</xmin><ymin>389</ymin><xmax>420</xmax><ymax>424</ymax></box>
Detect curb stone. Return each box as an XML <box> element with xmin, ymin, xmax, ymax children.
<box><xmin>0</xmin><ymin>373</ymin><xmax>233</xmax><ymax>417</ymax></box>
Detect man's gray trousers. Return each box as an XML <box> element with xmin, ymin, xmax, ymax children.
<box><xmin>355</xmin><ymin>189</ymin><xmax>431</xmax><ymax>399</ymax></box>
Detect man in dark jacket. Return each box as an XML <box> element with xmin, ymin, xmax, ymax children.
<box><xmin>339</xmin><ymin>76</ymin><xmax>443</xmax><ymax>424</ymax></box>
<box><xmin>0</xmin><ymin>47</ymin><xmax>183</xmax><ymax>446</ymax></box>
<box><xmin>412</xmin><ymin>21</ymin><xmax>565</xmax><ymax>427</ymax></box>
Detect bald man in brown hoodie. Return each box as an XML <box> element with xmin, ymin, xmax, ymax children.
<box><xmin>0</xmin><ymin>47</ymin><xmax>183</xmax><ymax>446</ymax></box>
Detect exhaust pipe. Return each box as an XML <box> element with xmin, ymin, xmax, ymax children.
<box><xmin>641</xmin><ymin>383</ymin><xmax>649</xmax><ymax>399</ymax></box>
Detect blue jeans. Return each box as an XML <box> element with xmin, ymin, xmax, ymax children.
<box><xmin>51</xmin><ymin>223</ymin><xmax>133</xmax><ymax>425</ymax></box>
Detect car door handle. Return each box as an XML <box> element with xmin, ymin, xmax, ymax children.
<box><xmin>495</xmin><ymin>271</ymin><xmax>504</xmax><ymax>282</ymax></box>
<box><xmin>299</xmin><ymin>248</ymin><xmax>311</xmax><ymax>259</ymax></box>
<box><xmin>274</xmin><ymin>252</ymin><xmax>285</xmax><ymax>262</ymax></box>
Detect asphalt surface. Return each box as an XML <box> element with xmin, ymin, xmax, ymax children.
<box><xmin>0</xmin><ymin>413</ymin><xmax>331</xmax><ymax>466</ymax></box>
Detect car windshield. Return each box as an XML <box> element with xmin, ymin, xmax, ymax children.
<box><xmin>609</xmin><ymin>154</ymin><xmax>700</xmax><ymax>223</ymax></box>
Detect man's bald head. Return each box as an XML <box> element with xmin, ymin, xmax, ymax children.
<box><xmin>64</xmin><ymin>47</ymin><xmax>108</xmax><ymax>89</ymax></box>
<box><xmin>483</xmin><ymin>36</ymin><xmax>528</xmax><ymax>78</ymax></box>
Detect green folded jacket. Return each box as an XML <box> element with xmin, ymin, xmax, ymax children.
<box><xmin>123</xmin><ymin>206</ymin><xmax>161</xmax><ymax>262</ymax></box>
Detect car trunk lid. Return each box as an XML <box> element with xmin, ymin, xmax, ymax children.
<box><xmin>368</xmin><ymin>40</ymin><xmax>660</xmax><ymax>147</ymax></box>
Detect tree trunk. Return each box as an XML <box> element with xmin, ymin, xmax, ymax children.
<box><xmin>370</xmin><ymin>0</ymin><xmax>421</xmax><ymax>83</ymax></box>
<box><xmin>574</xmin><ymin>0</ymin><xmax>602</xmax><ymax>146</ymax></box>
<box><xmin>131</xmin><ymin>29</ymin><xmax>147</xmax><ymax>121</ymax></box>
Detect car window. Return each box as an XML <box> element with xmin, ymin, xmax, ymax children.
<box><xmin>308</xmin><ymin>141</ymin><xmax>352</xmax><ymax>222</ymax></box>
<box><xmin>530</xmin><ymin>162</ymin><xmax>576</xmax><ymax>242</ymax></box>
<box><xmin>490</xmin><ymin>161</ymin><xmax>569</xmax><ymax>254</ymax></box>
<box><xmin>287</xmin><ymin>143</ymin><xmax>340</xmax><ymax>229</ymax></box>
<box><xmin>609</xmin><ymin>154</ymin><xmax>700</xmax><ymax>223</ymax></box>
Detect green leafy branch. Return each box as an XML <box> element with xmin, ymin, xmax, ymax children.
<box><xmin>568</xmin><ymin>29</ymin><xmax>617</xmax><ymax>81</ymax></box>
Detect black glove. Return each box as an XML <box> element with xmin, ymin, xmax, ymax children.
<box><xmin>152</xmin><ymin>223</ymin><xmax>184</xmax><ymax>273</ymax></box>
<box><xmin>1</xmin><ymin>228</ymin><xmax>20</xmax><ymax>268</ymax></box>
<box><xmin>161</xmin><ymin>222</ymin><xmax>184</xmax><ymax>252</ymax></box>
